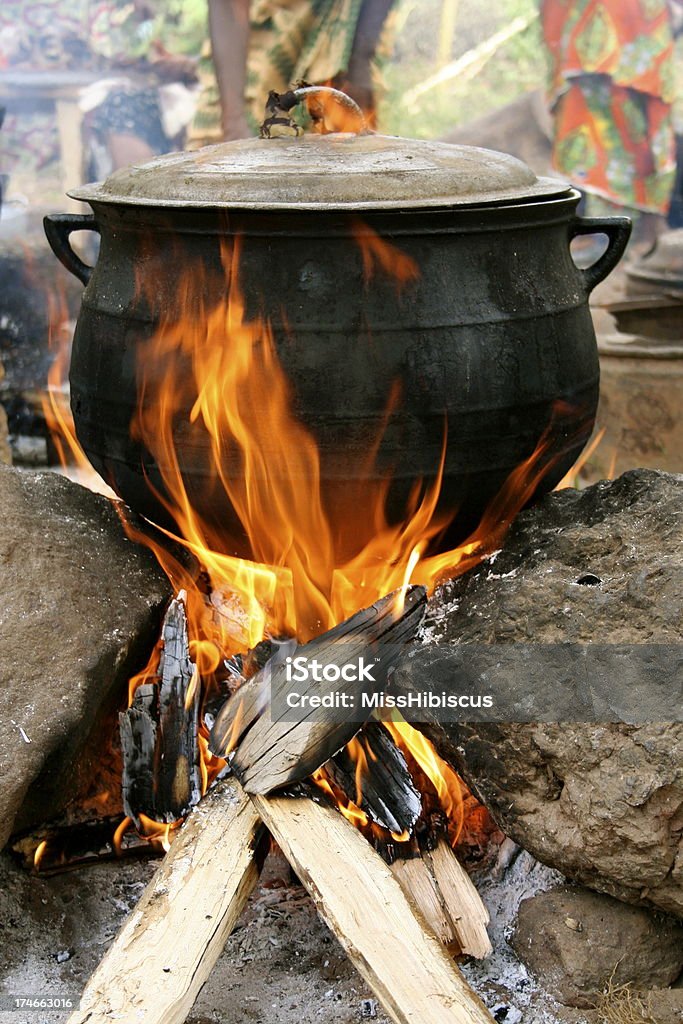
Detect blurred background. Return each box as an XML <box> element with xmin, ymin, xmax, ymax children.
<box><xmin>1</xmin><ymin>0</ymin><xmax>682</xmax><ymax>482</ymax></box>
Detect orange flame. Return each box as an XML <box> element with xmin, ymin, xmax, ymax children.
<box><xmin>301</xmin><ymin>88</ymin><xmax>368</xmax><ymax>134</ymax></box>
<box><xmin>113</xmin><ymin>813</ymin><xmax>182</xmax><ymax>855</ymax></box>
<box><xmin>41</xmin><ymin>287</ymin><xmax>117</xmax><ymax>498</ymax></box>
<box><xmin>352</xmin><ymin>220</ymin><xmax>421</xmax><ymax>292</ymax></box>
<box><xmin>556</xmin><ymin>427</ymin><xmax>605</xmax><ymax>490</ymax></box>
<box><xmin>33</xmin><ymin>839</ymin><xmax>48</xmax><ymax>871</ymax></box>
<box><xmin>45</xmin><ymin>223</ymin><xmax>588</xmax><ymax>847</ymax></box>
<box><xmin>384</xmin><ymin>719</ymin><xmax>465</xmax><ymax>846</ymax></box>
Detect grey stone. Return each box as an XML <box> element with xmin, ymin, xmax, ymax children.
<box><xmin>511</xmin><ymin>885</ymin><xmax>683</xmax><ymax>1008</ymax></box>
<box><xmin>399</xmin><ymin>470</ymin><xmax>683</xmax><ymax>917</ymax></box>
<box><xmin>0</xmin><ymin>464</ymin><xmax>170</xmax><ymax>849</ymax></box>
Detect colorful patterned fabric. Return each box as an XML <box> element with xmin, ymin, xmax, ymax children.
<box><xmin>541</xmin><ymin>0</ymin><xmax>677</xmax><ymax>213</ymax></box>
<box><xmin>0</xmin><ymin>0</ymin><xmax>206</xmax><ymax>70</ymax></box>
<box><xmin>0</xmin><ymin>0</ymin><xmax>204</xmax><ymax>203</ymax></box>
<box><xmin>247</xmin><ymin>0</ymin><xmax>362</xmax><ymax>110</ymax></box>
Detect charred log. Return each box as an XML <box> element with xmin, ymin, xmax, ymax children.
<box><xmin>11</xmin><ymin>816</ymin><xmax>158</xmax><ymax>875</ymax></box>
<box><xmin>119</xmin><ymin>595</ymin><xmax>201</xmax><ymax>825</ymax></box>
<box><xmin>209</xmin><ymin>586</ymin><xmax>427</xmax><ymax>795</ymax></box>
<box><xmin>119</xmin><ymin>683</ymin><xmax>158</xmax><ymax>823</ymax></box>
<box><xmin>324</xmin><ymin>722</ymin><xmax>421</xmax><ymax>836</ymax></box>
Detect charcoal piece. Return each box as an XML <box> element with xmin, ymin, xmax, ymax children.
<box><xmin>324</xmin><ymin>722</ymin><xmax>421</xmax><ymax>835</ymax></box>
<box><xmin>119</xmin><ymin>684</ymin><xmax>158</xmax><ymax>823</ymax></box>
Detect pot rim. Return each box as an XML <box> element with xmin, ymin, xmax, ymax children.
<box><xmin>70</xmin><ymin>176</ymin><xmax>573</xmax><ymax>212</ymax></box>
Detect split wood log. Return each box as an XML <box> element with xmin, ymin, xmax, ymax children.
<box><xmin>251</xmin><ymin>789</ymin><xmax>495</xmax><ymax>1024</ymax></box>
<box><xmin>427</xmin><ymin>839</ymin><xmax>492</xmax><ymax>958</ymax></box>
<box><xmin>67</xmin><ymin>778</ymin><xmax>265</xmax><ymax>1024</ymax></box>
<box><xmin>390</xmin><ymin>839</ymin><xmax>492</xmax><ymax>959</ymax></box>
<box><xmin>68</xmin><ymin>779</ymin><xmax>494</xmax><ymax>1024</ymax></box>
<box><xmin>390</xmin><ymin>850</ymin><xmax>461</xmax><ymax>953</ymax></box>
<box><xmin>120</xmin><ymin>595</ymin><xmax>201</xmax><ymax>824</ymax></box>
<box><xmin>210</xmin><ymin>586</ymin><xmax>427</xmax><ymax>794</ymax></box>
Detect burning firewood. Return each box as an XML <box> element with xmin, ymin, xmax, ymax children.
<box><xmin>209</xmin><ymin>586</ymin><xmax>427</xmax><ymax>794</ymax></box>
<box><xmin>318</xmin><ymin>722</ymin><xmax>490</xmax><ymax>958</ymax></box>
<box><xmin>323</xmin><ymin>721</ymin><xmax>422</xmax><ymax>836</ymax></box>
<box><xmin>72</xmin><ymin>587</ymin><xmax>494</xmax><ymax>1024</ymax></box>
<box><xmin>249</xmin><ymin>789</ymin><xmax>494</xmax><ymax>1024</ymax></box>
<box><xmin>67</xmin><ymin>779</ymin><xmax>266</xmax><ymax>1024</ymax></box>
<box><xmin>119</xmin><ymin>595</ymin><xmax>201</xmax><ymax>825</ymax></box>
<box><xmin>68</xmin><ymin>778</ymin><xmax>494</xmax><ymax>1024</ymax></box>
<box><xmin>11</xmin><ymin>816</ymin><xmax>158</xmax><ymax>875</ymax></box>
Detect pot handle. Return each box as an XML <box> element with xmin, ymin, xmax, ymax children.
<box><xmin>569</xmin><ymin>215</ymin><xmax>632</xmax><ymax>293</ymax></box>
<box><xmin>44</xmin><ymin>213</ymin><xmax>99</xmax><ymax>285</ymax></box>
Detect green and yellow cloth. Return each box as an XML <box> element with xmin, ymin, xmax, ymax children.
<box><xmin>190</xmin><ymin>0</ymin><xmax>369</xmax><ymax>146</ymax></box>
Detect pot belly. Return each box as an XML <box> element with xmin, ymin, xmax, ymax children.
<box><xmin>70</xmin><ymin>296</ymin><xmax>598</xmax><ymax>554</ymax></box>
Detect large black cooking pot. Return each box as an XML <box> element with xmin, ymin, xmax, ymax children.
<box><xmin>45</xmin><ymin>131</ymin><xmax>630</xmax><ymax>554</ymax></box>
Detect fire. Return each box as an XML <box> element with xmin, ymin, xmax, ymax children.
<box><xmin>311</xmin><ymin>767</ymin><xmax>370</xmax><ymax>832</ymax></box>
<box><xmin>42</xmin><ymin>286</ymin><xmax>117</xmax><ymax>499</ymax></box>
<box><xmin>300</xmin><ymin>86</ymin><xmax>368</xmax><ymax>134</ymax></box>
<box><xmin>45</xmin><ymin>221</ymin><xmax>586</xmax><ymax>852</ymax></box>
<box><xmin>113</xmin><ymin>814</ymin><xmax>182</xmax><ymax>855</ymax></box>
<box><xmin>351</xmin><ymin>219</ymin><xmax>420</xmax><ymax>291</ymax></box>
<box><xmin>556</xmin><ymin>427</ymin><xmax>605</xmax><ymax>490</ymax></box>
<box><xmin>384</xmin><ymin>719</ymin><xmax>465</xmax><ymax>846</ymax></box>
<box><xmin>33</xmin><ymin>839</ymin><xmax>48</xmax><ymax>871</ymax></box>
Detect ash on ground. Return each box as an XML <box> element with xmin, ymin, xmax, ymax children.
<box><xmin>0</xmin><ymin>836</ymin><xmax>595</xmax><ymax>1024</ymax></box>
<box><xmin>462</xmin><ymin>844</ymin><xmax>591</xmax><ymax>1024</ymax></box>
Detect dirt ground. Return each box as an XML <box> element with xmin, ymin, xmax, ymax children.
<box><xmin>0</xmin><ymin>839</ymin><xmax>594</xmax><ymax>1024</ymax></box>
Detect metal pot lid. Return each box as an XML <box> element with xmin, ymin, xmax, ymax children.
<box><xmin>69</xmin><ymin>133</ymin><xmax>570</xmax><ymax>211</ymax></box>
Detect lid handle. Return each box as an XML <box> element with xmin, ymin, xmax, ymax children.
<box><xmin>259</xmin><ymin>86</ymin><xmax>368</xmax><ymax>139</ymax></box>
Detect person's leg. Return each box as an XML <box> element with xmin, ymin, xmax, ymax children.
<box><xmin>334</xmin><ymin>0</ymin><xmax>394</xmax><ymax>126</ymax></box>
<box><xmin>208</xmin><ymin>0</ymin><xmax>251</xmax><ymax>140</ymax></box>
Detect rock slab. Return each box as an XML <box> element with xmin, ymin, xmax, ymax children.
<box><xmin>0</xmin><ymin>464</ymin><xmax>170</xmax><ymax>848</ymax></box>
<box><xmin>403</xmin><ymin>470</ymin><xmax>683</xmax><ymax>917</ymax></box>
<box><xmin>511</xmin><ymin>885</ymin><xmax>683</xmax><ymax>1008</ymax></box>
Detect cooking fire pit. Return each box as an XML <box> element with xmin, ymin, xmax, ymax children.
<box><xmin>31</xmin><ymin>101</ymin><xmax>644</xmax><ymax>1024</ymax></box>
